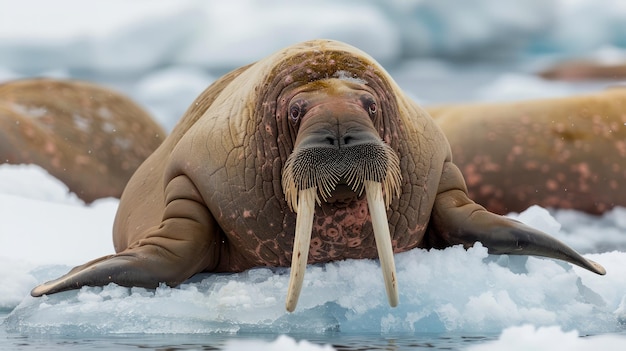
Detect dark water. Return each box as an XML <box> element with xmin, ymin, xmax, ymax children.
<box><xmin>1</xmin><ymin>311</ymin><xmax>500</xmax><ymax>350</ymax></box>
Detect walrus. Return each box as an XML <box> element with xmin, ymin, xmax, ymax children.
<box><xmin>427</xmin><ymin>89</ymin><xmax>626</xmax><ymax>215</ymax></box>
<box><xmin>30</xmin><ymin>40</ymin><xmax>605</xmax><ymax>312</ymax></box>
<box><xmin>0</xmin><ymin>78</ymin><xmax>165</xmax><ymax>203</ymax></box>
<box><xmin>538</xmin><ymin>60</ymin><xmax>626</xmax><ymax>81</ymax></box>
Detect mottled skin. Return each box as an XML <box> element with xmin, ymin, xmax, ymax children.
<box><xmin>0</xmin><ymin>78</ymin><xmax>165</xmax><ymax>202</ymax></box>
<box><xmin>31</xmin><ymin>40</ymin><xmax>604</xmax><ymax>298</ymax></box>
<box><xmin>427</xmin><ymin>90</ymin><xmax>626</xmax><ymax>215</ymax></box>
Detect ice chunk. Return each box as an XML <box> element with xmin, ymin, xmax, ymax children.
<box><xmin>467</xmin><ymin>324</ymin><xmax>626</xmax><ymax>351</ymax></box>
<box><xmin>7</xmin><ymin>245</ymin><xmax>624</xmax><ymax>335</ymax></box>
<box><xmin>0</xmin><ymin>164</ymin><xmax>82</xmax><ymax>205</ymax></box>
<box><xmin>223</xmin><ymin>335</ymin><xmax>335</xmax><ymax>351</ymax></box>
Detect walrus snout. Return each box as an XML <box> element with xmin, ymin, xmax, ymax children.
<box><xmin>293</xmin><ymin>103</ymin><xmax>379</xmax><ymax>148</ymax></box>
<box><xmin>310</xmin><ymin>129</ymin><xmax>381</xmax><ymax>149</ymax></box>
<box><xmin>282</xmin><ymin>80</ymin><xmax>402</xmax><ymax>311</ymax></box>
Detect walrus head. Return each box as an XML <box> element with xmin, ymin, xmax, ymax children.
<box><xmin>281</xmin><ymin>78</ymin><xmax>402</xmax><ymax>312</ymax></box>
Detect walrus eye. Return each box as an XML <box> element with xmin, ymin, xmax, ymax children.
<box><xmin>361</xmin><ymin>96</ymin><xmax>378</xmax><ymax>116</ymax></box>
<box><xmin>289</xmin><ymin>100</ymin><xmax>306</xmax><ymax>124</ymax></box>
<box><xmin>368</xmin><ymin>102</ymin><xmax>377</xmax><ymax>115</ymax></box>
<box><xmin>290</xmin><ymin>106</ymin><xmax>301</xmax><ymax>121</ymax></box>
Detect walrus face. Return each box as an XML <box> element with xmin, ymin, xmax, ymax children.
<box><xmin>281</xmin><ymin>79</ymin><xmax>402</xmax><ymax>311</ymax></box>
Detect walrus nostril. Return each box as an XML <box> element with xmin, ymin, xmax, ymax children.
<box><xmin>341</xmin><ymin>135</ymin><xmax>354</xmax><ymax>146</ymax></box>
<box><xmin>325</xmin><ymin>136</ymin><xmax>337</xmax><ymax>146</ymax></box>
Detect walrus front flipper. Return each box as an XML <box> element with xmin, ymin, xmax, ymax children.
<box><xmin>30</xmin><ymin>246</ymin><xmax>203</xmax><ymax>297</ymax></box>
<box><xmin>31</xmin><ymin>174</ymin><xmax>223</xmax><ymax>297</ymax></box>
<box><xmin>427</xmin><ymin>162</ymin><xmax>606</xmax><ymax>275</ymax></box>
<box><xmin>30</xmin><ymin>253</ymin><xmax>166</xmax><ymax>297</ymax></box>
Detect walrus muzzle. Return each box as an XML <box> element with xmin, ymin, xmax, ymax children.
<box><xmin>282</xmin><ymin>142</ymin><xmax>402</xmax><ymax>312</ymax></box>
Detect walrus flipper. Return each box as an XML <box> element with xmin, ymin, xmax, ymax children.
<box><xmin>428</xmin><ymin>162</ymin><xmax>606</xmax><ymax>275</ymax></box>
<box><xmin>31</xmin><ymin>174</ymin><xmax>222</xmax><ymax>297</ymax></box>
<box><xmin>30</xmin><ymin>252</ymin><xmax>174</xmax><ymax>297</ymax></box>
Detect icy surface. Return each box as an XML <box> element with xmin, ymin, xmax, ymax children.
<box><xmin>2</xmin><ymin>0</ymin><xmax>626</xmax><ymax>76</ymax></box>
<box><xmin>467</xmin><ymin>325</ymin><xmax>626</xmax><ymax>351</ymax></box>
<box><xmin>223</xmin><ymin>335</ymin><xmax>336</xmax><ymax>351</ymax></box>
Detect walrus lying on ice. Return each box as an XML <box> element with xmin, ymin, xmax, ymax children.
<box><xmin>427</xmin><ymin>89</ymin><xmax>626</xmax><ymax>215</ymax></box>
<box><xmin>31</xmin><ymin>40</ymin><xmax>605</xmax><ymax>312</ymax></box>
<box><xmin>0</xmin><ymin>78</ymin><xmax>165</xmax><ymax>202</ymax></box>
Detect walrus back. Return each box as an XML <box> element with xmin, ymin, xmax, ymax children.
<box><xmin>427</xmin><ymin>89</ymin><xmax>626</xmax><ymax>214</ymax></box>
<box><xmin>0</xmin><ymin>78</ymin><xmax>164</xmax><ymax>202</ymax></box>
<box><xmin>112</xmin><ymin>64</ymin><xmax>253</xmax><ymax>251</ymax></box>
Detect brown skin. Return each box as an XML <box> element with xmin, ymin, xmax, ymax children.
<box><xmin>427</xmin><ymin>90</ymin><xmax>626</xmax><ymax>215</ymax></box>
<box><xmin>539</xmin><ymin>60</ymin><xmax>626</xmax><ymax>81</ymax></box>
<box><xmin>0</xmin><ymin>78</ymin><xmax>165</xmax><ymax>203</ymax></box>
<box><xmin>31</xmin><ymin>40</ymin><xmax>604</xmax><ymax>298</ymax></box>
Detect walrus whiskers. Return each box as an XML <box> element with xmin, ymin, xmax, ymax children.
<box><xmin>282</xmin><ymin>142</ymin><xmax>402</xmax><ymax>311</ymax></box>
<box><xmin>282</xmin><ymin>143</ymin><xmax>401</xmax><ymax>211</ymax></box>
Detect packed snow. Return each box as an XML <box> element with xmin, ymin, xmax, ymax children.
<box><xmin>2</xmin><ymin>0</ymin><xmax>626</xmax><ymax>350</ymax></box>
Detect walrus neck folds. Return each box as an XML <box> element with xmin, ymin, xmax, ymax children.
<box><xmin>281</xmin><ymin>141</ymin><xmax>402</xmax><ymax>312</ymax></box>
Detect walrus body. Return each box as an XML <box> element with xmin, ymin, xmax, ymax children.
<box><xmin>0</xmin><ymin>78</ymin><xmax>165</xmax><ymax>202</ymax></box>
<box><xmin>427</xmin><ymin>90</ymin><xmax>626</xmax><ymax>215</ymax></box>
<box><xmin>31</xmin><ymin>40</ymin><xmax>605</xmax><ymax>310</ymax></box>
<box><xmin>539</xmin><ymin>60</ymin><xmax>626</xmax><ymax>81</ymax></box>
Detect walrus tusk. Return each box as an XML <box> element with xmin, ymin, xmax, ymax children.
<box><xmin>364</xmin><ymin>180</ymin><xmax>399</xmax><ymax>307</ymax></box>
<box><xmin>285</xmin><ymin>187</ymin><xmax>317</xmax><ymax>312</ymax></box>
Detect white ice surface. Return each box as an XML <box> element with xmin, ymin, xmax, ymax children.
<box><xmin>224</xmin><ymin>326</ymin><xmax>626</xmax><ymax>351</ymax></box>
<box><xmin>467</xmin><ymin>324</ymin><xmax>626</xmax><ymax>351</ymax></box>
<box><xmin>224</xmin><ymin>335</ymin><xmax>335</xmax><ymax>351</ymax></box>
<box><xmin>2</xmin><ymin>0</ymin><xmax>626</xmax><ymax>76</ymax></box>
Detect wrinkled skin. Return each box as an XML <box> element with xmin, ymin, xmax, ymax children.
<box><xmin>427</xmin><ymin>89</ymin><xmax>626</xmax><ymax>215</ymax></box>
<box><xmin>0</xmin><ymin>78</ymin><xmax>165</xmax><ymax>202</ymax></box>
<box><xmin>31</xmin><ymin>40</ymin><xmax>605</xmax><ymax>302</ymax></box>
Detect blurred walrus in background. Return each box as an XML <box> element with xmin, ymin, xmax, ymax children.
<box><xmin>0</xmin><ymin>78</ymin><xmax>165</xmax><ymax>202</ymax></box>
<box><xmin>427</xmin><ymin>89</ymin><xmax>626</xmax><ymax>215</ymax></box>
<box><xmin>539</xmin><ymin>60</ymin><xmax>626</xmax><ymax>81</ymax></box>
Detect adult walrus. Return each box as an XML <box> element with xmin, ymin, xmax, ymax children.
<box><xmin>0</xmin><ymin>78</ymin><xmax>165</xmax><ymax>203</ymax></box>
<box><xmin>31</xmin><ymin>40</ymin><xmax>605</xmax><ymax>312</ymax></box>
<box><xmin>427</xmin><ymin>89</ymin><xmax>626</xmax><ymax>215</ymax></box>
<box><xmin>538</xmin><ymin>60</ymin><xmax>626</xmax><ymax>81</ymax></box>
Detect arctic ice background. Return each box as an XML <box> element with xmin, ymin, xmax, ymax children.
<box><xmin>2</xmin><ymin>0</ymin><xmax>626</xmax><ymax>350</ymax></box>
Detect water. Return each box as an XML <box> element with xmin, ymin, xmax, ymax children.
<box><xmin>1</xmin><ymin>310</ymin><xmax>498</xmax><ymax>350</ymax></box>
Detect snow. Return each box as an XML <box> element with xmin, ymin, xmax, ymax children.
<box><xmin>468</xmin><ymin>325</ymin><xmax>626</xmax><ymax>351</ymax></box>
<box><xmin>3</xmin><ymin>0</ymin><xmax>626</xmax><ymax>77</ymax></box>
<box><xmin>2</xmin><ymin>0</ymin><xmax>626</xmax><ymax>349</ymax></box>
<box><xmin>0</xmin><ymin>0</ymin><xmax>399</xmax><ymax>75</ymax></box>
<box><xmin>224</xmin><ymin>335</ymin><xmax>335</xmax><ymax>351</ymax></box>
